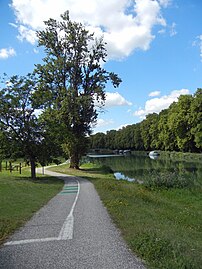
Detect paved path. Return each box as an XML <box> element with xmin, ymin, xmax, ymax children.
<box><xmin>0</xmin><ymin>168</ymin><xmax>146</xmax><ymax>269</ymax></box>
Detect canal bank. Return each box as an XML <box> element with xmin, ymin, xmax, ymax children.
<box><xmin>50</xmin><ymin>161</ymin><xmax>202</xmax><ymax>269</ymax></box>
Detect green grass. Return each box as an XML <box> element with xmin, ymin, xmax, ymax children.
<box><xmin>50</xmin><ymin>163</ymin><xmax>202</xmax><ymax>269</ymax></box>
<box><xmin>0</xmin><ymin>168</ymin><xmax>63</xmax><ymax>245</ymax></box>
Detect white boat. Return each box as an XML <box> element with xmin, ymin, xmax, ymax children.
<box><xmin>149</xmin><ymin>151</ymin><xmax>160</xmax><ymax>156</ymax></box>
<box><xmin>123</xmin><ymin>150</ymin><xmax>131</xmax><ymax>155</ymax></box>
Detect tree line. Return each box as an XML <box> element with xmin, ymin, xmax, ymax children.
<box><xmin>90</xmin><ymin>89</ymin><xmax>202</xmax><ymax>153</ymax></box>
<box><xmin>0</xmin><ymin>11</ymin><xmax>121</xmax><ymax>179</ymax></box>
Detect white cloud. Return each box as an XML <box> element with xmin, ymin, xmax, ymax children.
<box><xmin>94</xmin><ymin>92</ymin><xmax>132</xmax><ymax>108</ymax></box>
<box><xmin>134</xmin><ymin>89</ymin><xmax>190</xmax><ymax>118</ymax></box>
<box><xmin>149</xmin><ymin>90</ymin><xmax>161</xmax><ymax>97</ymax></box>
<box><xmin>199</xmin><ymin>35</ymin><xmax>202</xmax><ymax>62</ymax></box>
<box><xmin>198</xmin><ymin>35</ymin><xmax>202</xmax><ymax>61</ymax></box>
<box><xmin>169</xmin><ymin>22</ymin><xmax>177</xmax><ymax>37</ymax></box>
<box><xmin>158</xmin><ymin>28</ymin><xmax>166</xmax><ymax>34</ymax></box>
<box><xmin>9</xmin><ymin>22</ymin><xmax>18</xmax><ymax>28</ymax></box>
<box><xmin>33</xmin><ymin>48</ymin><xmax>39</xmax><ymax>54</ymax></box>
<box><xmin>105</xmin><ymin>92</ymin><xmax>132</xmax><ymax>107</ymax></box>
<box><xmin>96</xmin><ymin>118</ymin><xmax>114</xmax><ymax>128</ymax></box>
<box><xmin>17</xmin><ymin>25</ymin><xmax>37</xmax><ymax>44</ymax></box>
<box><xmin>192</xmin><ymin>35</ymin><xmax>202</xmax><ymax>62</ymax></box>
<box><xmin>158</xmin><ymin>0</ymin><xmax>171</xmax><ymax>7</ymax></box>
<box><xmin>0</xmin><ymin>47</ymin><xmax>16</xmax><ymax>59</ymax></box>
<box><xmin>10</xmin><ymin>0</ymin><xmax>169</xmax><ymax>59</ymax></box>
<box><xmin>116</xmin><ymin>124</ymin><xmax>130</xmax><ymax>130</ymax></box>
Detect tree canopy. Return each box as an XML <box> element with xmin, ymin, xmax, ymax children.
<box><xmin>0</xmin><ymin>74</ymin><xmax>48</xmax><ymax>178</ymax></box>
<box><xmin>34</xmin><ymin>11</ymin><xmax>122</xmax><ymax>168</ymax></box>
<box><xmin>90</xmin><ymin>89</ymin><xmax>202</xmax><ymax>153</ymax></box>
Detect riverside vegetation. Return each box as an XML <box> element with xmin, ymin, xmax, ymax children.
<box><xmin>50</xmin><ymin>161</ymin><xmax>202</xmax><ymax>269</ymax></box>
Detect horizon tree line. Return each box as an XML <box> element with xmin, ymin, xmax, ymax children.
<box><xmin>90</xmin><ymin>88</ymin><xmax>202</xmax><ymax>153</ymax></box>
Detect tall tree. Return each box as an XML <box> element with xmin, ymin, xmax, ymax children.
<box><xmin>148</xmin><ymin>113</ymin><xmax>159</xmax><ymax>150</ymax></box>
<box><xmin>140</xmin><ymin>114</ymin><xmax>157</xmax><ymax>151</ymax></box>
<box><xmin>105</xmin><ymin>130</ymin><xmax>117</xmax><ymax>150</ymax></box>
<box><xmin>115</xmin><ymin>125</ymin><xmax>134</xmax><ymax>149</ymax></box>
<box><xmin>35</xmin><ymin>11</ymin><xmax>121</xmax><ymax>168</ymax></box>
<box><xmin>168</xmin><ymin>95</ymin><xmax>195</xmax><ymax>152</ymax></box>
<box><xmin>0</xmin><ymin>74</ymin><xmax>51</xmax><ymax>179</ymax></box>
<box><xmin>158</xmin><ymin>109</ymin><xmax>177</xmax><ymax>151</ymax></box>
<box><xmin>133</xmin><ymin>123</ymin><xmax>144</xmax><ymax>150</ymax></box>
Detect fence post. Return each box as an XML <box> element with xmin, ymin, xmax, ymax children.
<box><xmin>0</xmin><ymin>161</ymin><xmax>2</xmax><ymax>172</ymax></box>
<box><xmin>9</xmin><ymin>162</ymin><xmax>12</xmax><ymax>173</ymax></box>
<box><xmin>19</xmin><ymin>163</ymin><xmax>22</xmax><ymax>174</ymax></box>
<box><xmin>6</xmin><ymin>161</ymin><xmax>8</xmax><ymax>170</ymax></box>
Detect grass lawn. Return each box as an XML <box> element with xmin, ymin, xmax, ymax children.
<box><xmin>0</xmin><ymin>168</ymin><xmax>63</xmax><ymax>245</ymax></box>
<box><xmin>50</xmin><ymin>163</ymin><xmax>202</xmax><ymax>269</ymax></box>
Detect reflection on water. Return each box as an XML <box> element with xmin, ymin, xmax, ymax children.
<box><xmin>114</xmin><ymin>172</ymin><xmax>135</xmax><ymax>182</ymax></box>
<box><xmin>114</xmin><ymin>172</ymin><xmax>144</xmax><ymax>184</ymax></box>
<box><xmin>149</xmin><ymin>155</ymin><xmax>159</xmax><ymax>160</ymax></box>
<box><xmin>88</xmin><ymin>153</ymin><xmax>202</xmax><ymax>183</ymax></box>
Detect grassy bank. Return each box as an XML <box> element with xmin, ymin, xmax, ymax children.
<box><xmin>50</xmin><ymin>163</ymin><xmax>202</xmax><ymax>269</ymax></box>
<box><xmin>0</xmin><ymin>169</ymin><xmax>63</xmax><ymax>245</ymax></box>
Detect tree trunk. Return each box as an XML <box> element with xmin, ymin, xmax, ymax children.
<box><xmin>69</xmin><ymin>152</ymin><xmax>79</xmax><ymax>169</ymax></box>
<box><xmin>30</xmin><ymin>157</ymin><xmax>36</xmax><ymax>179</ymax></box>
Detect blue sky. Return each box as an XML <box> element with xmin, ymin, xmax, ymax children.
<box><xmin>1</xmin><ymin>0</ymin><xmax>202</xmax><ymax>133</ymax></box>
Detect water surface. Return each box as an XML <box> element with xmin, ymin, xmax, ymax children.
<box><xmin>87</xmin><ymin>153</ymin><xmax>202</xmax><ymax>183</ymax></box>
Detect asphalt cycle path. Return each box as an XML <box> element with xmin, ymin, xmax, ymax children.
<box><xmin>0</xmin><ymin>168</ymin><xmax>146</xmax><ymax>269</ymax></box>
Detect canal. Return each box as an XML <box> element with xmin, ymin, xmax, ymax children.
<box><xmin>87</xmin><ymin>152</ymin><xmax>202</xmax><ymax>184</ymax></box>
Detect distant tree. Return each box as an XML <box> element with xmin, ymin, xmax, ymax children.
<box><xmin>90</xmin><ymin>132</ymin><xmax>106</xmax><ymax>149</ymax></box>
<box><xmin>35</xmin><ymin>11</ymin><xmax>121</xmax><ymax>169</ymax></box>
<box><xmin>89</xmin><ymin>89</ymin><xmax>201</xmax><ymax>153</ymax></box>
<box><xmin>114</xmin><ymin>130</ymin><xmax>124</xmax><ymax>149</ymax></box>
<box><xmin>168</xmin><ymin>95</ymin><xmax>195</xmax><ymax>152</ymax></box>
<box><xmin>158</xmin><ymin>109</ymin><xmax>177</xmax><ymax>151</ymax></box>
<box><xmin>133</xmin><ymin>123</ymin><xmax>144</xmax><ymax>150</ymax></box>
<box><xmin>105</xmin><ymin>130</ymin><xmax>117</xmax><ymax>150</ymax></box>
<box><xmin>0</xmin><ymin>74</ymin><xmax>52</xmax><ymax>179</ymax></box>
<box><xmin>190</xmin><ymin>89</ymin><xmax>202</xmax><ymax>150</ymax></box>
<box><xmin>140</xmin><ymin>114</ymin><xmax>158</xmax><ymax>151</ymax></box>
<box><xmin>148</xmin><ymin>113</ymin><xmax>159</xmax><ymax>150</ymax></box>
<box><xmin>126</xmin><ymin>125</ymin><xmax>135</xmax><ymax>149</ymax></box>
<box><xmin>115</xmin><ymin>125</ymin><xmax>134</xmax><ymax>149</ymax></box>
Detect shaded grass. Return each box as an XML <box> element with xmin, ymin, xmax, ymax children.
<box><xmin>0</xmin><ymin>169</ymin><xmax>63</xmax><ymax>245</ymax></box>
<box><xmin>50</xmin><ymin>163</ymin><xmax>202</xmax><ymax>269</ymax></box>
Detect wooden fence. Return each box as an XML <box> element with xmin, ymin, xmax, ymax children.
<box><xmin>0</xmin><ymin>161</ymin><xmax>27</xmax><ymax>174</ymax></box>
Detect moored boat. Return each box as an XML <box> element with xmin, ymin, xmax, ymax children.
<box><xmin>149</xmin><ymin>150</ymin><xmax>160</xmax><ymax>156</ymax></box>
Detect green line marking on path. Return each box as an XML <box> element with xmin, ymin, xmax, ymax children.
<box><xmin>64</xmin><ymin>186</ymin><xmax>78</xmax><ymax>190</ymax></box>
<box><xmin>59</xmin><ymin>184</ymin><xmax>79</xmax><ymax>194</ymax></box>
<box><xmin>60</xmin><ymin>190</ymin><xmax>78</xmax><ymax>194</ymax></box>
